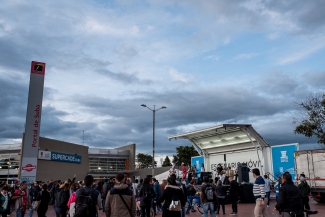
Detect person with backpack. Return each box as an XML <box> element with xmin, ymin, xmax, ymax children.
<box><xmin>54</xmin><ymin>180</ymin><xmax>70</xmax><ymax>217</ymax></box>
<box><xmin>36</xmin><ymin>184</ymin><xmax>51</xmax><ymax>217</ymax></box>
<box><xmin>139</xmin><ymin>178</ymin><xmax>155</xmax><ymax>217</ymax></box>
<box><xmin>105</xmin><ymin>174</ymin><xmax>135</xmax><ymax>217</ymax></box>
<box><xmin>157</xmin><ymin>176</ymin><xmax>185</xmax><ymax>217</ymax></box>
<box><xmin>200</xmin><ymin>177</ymin><xmax>216</xmax><ymax>217</ymax></box>
<box><xmin>75</xmin><ymin>175</ymin><xmax>100</xmax><ymax>217</ymax></box>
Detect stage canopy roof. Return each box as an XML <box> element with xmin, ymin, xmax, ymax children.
<box><xmin>168</xmin><ymin>124</ymin><xmax>270</xmax><ymax>156</ymax></box>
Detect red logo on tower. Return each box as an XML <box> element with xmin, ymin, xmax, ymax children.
<box><xmin>31</xmin><ymin>61</ymin><xmax>46</xmax><ymax>75</ymax></box>
<box><xmin>22</xmin><ymin>164</ymin><xmax>36</xmax><ymax>172</ymax></box>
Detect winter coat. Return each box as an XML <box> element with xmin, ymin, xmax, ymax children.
<box><xmin>153</xmin><ymin>182</ymin><xmax>161</xmax><ymax>200</ymax></box>
<box><xmin>139</xmin><ymin>184</ymin><xmax>156</xmax><ymax>207</ymax></box>
<box><xmin>275</xmin><ymin>180</ymin><xmax>302</xmax><ymax>212</ymax></box>
<box><xmin>36</xmin><ymin>190</ymin><xmax>51</xmax><ymax>214</ymax></box>
<box><xmin>157</xmin><ymin>185</ymin><xmax>186</xmax><ymax>211</ymax></box>
<box><xmin>105</xmin><ymin>183</ymin><xmax>136</xmax><ymax>217</ymax></box>
<box><xmin>298</xmin><ymin>181</ymin><xmax>310</xmax><ymax>197</ymax></box>
<box><xmin>54</xmin><ymin>188</ymin><xmax>70</xmax><ymax>210</ymax></box>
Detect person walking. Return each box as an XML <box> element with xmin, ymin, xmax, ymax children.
<box><xmin>0</xmin><ymin>186</ymin><xmax>10</xmax><ymax>217</ymax></box>
<box><xmin>215</xmin><ymin>180</ymin><xmax>226</xmax><ymax>215</ymax></box>
<box><xmin>13</xmin><ymin>181</ymin><xmax>30</xmax><ymax>217</ymax></box>
<box><xmin>75</xmin><ymin>175</ymin><xmax>100</xmax><ymax>217</ymax></box>
<box><xmin>229</xmin><ymin>176</ymin><xmax>239</xmax><ymax>215</ymax></box>
<box><xmin>67</xmin><ymin>183</ymin><xmax>79</xmax><ymax>217</ymax></box>
<box><xmin>298</xmin><ymin>174</ymin><xmax>310</xmax><ymax>211</ymax></box>
<box><xmin>264</xmin><ymin>175</ymin><xmax>271</xmax><ymax>207</ymax></box>
<box><xmin>157</xmin><ymin>176</ymin><xmax>185</xmax><ymax>217</ymax></box>
<box><xmin>139</xmin><ymin>178</ymin><xmax>155</xmax><ymax>217</ymax></box>
<box><xmin>274</xmin><ymin>177</ymin><xmax>281</xmax><ymax>215</ymax></box>
<box><xmin>275</xmin><ymin>173</ymin><xmax>303</xmax><ymax>217</ymax></box>
<box><xmin>36</xmin><ymin>184</ymin><xmax>51</xmax><ymax>217</ymax></box>
<box><xmin>54</xmin><ymin>180</ymin><xmax>71</xmax><ymax>217</ymax></box>
<box><xmin>151</xmin><ymin>178</ymin><xmax>162</xmax><ymax>214</ymax></box>
<box><xmin>28</xmin><ymin>181</ymin><xmax>41</xmax><ymax>217</ymax></box>
<box><xmin>200</xmin><ymin>177</ymin><xmax>216</xmax><ymax>217</ymax></box>
<box><xmin>185</xmin><ymin>180</ymin><xmax>200</xmax><ymax>214</ymax></box>
<box><xmin>105</xmin><ymin>173</ymin><xmax>136</xmax><ymax>217</ymax></box>
<box><xmin>252</xmin><ymin>168</ymin><xmax>266</xmax><ymax>217</ymax></box>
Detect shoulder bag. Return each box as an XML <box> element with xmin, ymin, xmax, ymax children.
<box><xmin>118</xmin><ymin>194</ymin><xmax>132</xmax><ymax>216</ymax></box>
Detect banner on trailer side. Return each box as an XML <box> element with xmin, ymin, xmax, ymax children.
<box><xmin>207</xmin><ymin>148</ymin><xmax>272</xmax><ymax>183</ymax></box>
<box><xmin>271</xmin><ymin>143</ymin><xmax>298</xmax><ymax>180</ymax></box>
<box><xmin>191</xmin><ymin>156</ymin><xmax>204</xmax><ymax>177</ymax></box>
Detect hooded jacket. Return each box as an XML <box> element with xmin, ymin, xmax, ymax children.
<box><xmin>105</xmin><ymin>183</ymin><xmax>136</xmax><ymax>217</ymax></box>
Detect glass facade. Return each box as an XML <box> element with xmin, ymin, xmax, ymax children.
<box><xmin>89</xmin><ymin>158</ymin><xmax>126</xmax><ymax>173</ymax></box>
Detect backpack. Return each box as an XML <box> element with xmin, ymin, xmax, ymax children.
<box><xmin>75</xmin><ymin>188</ymin><xmax>94</xmax><ymax>217</ymax></box>
<box><xmin>205</xmin><ymin>184</ymin><xmax>214</xmax><ymax>201</ymax></box>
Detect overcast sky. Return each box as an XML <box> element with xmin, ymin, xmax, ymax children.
<box><xmin>1</xmin><ymin>0</ymin><xmax>325</xmax><ymax>161</ymax></box>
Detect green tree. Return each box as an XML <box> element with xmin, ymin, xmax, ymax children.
<box><xmin>137</xmin><ymin>153</ymin><xmax>157</xmax><ymax>169</ymax></box>
<box><xmin>162</xmin><ymin>156</ymin><xmax>172</xmax><ymax>167</ymax></box>
<box><xmin>172</xmin><ymin>146</ymin><xmax>198</xmax><ymax>166</ymax></box>
<box><xmin>293</xmin><ymin>94</ymin><xmax>325</xmax><ymax>144</ymax></box>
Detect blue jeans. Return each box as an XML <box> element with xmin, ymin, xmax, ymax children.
<box><xmin>102</xmin><ymin>199</ymin><xmax>105</xmax><ymax>212</ymax></box>
<box><xmin>203</xmin><ymin>202</ymin><xmax>216</xmax><ymax>217</ymax></box>
<box><xmin>186</xmin><ymin>196</ymin><xmax>201</xmax><ymax>213</ymax></box>
<box><xmin>181</xmin><ymin>206</ymin><xmax>185</xmax><ymax>217</ymax></box>
<box><xmin>266</xmin><ymin>191</ymin><xmax>270</xmax><ymax>206</ymax></box>
<box><xmin>16</xmin><ymin>210</ymin><xmax>25</xmax><ymax>217</ymax></box>
<box><xmin>28</xmin><ymin>202</ymin><xmax>35</xmax><ymax>217</ymax></box>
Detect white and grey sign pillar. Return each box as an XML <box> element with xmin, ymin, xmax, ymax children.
<box><xmin>19</xmin><ymin>61</ymin><xmax>46</xmax><ymax>183</ymax></box>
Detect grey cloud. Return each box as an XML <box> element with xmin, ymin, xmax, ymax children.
<box><xmin>302</xmin><ymin>71</ymin><xmax>325</xmax><ymax>88</ymax></box>
<box><xmin>96</xmin><ymin>69</ymin><xmax>152</xmax><ymax>85</ymax></box>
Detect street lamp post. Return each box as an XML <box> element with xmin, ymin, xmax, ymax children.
<box><xmin>141</xmin><ymin>104</ymin><xmax>167</xmax><ymax>177</ymax></box>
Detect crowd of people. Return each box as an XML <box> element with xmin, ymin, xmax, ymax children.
<box><xmin>0</xmin><ymin>166</ymin><xmax>312</xmax><ymax>217</ymax></box>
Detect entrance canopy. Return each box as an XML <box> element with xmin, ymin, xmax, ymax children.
<box><xmin>168</xmin><ymin>124</ymin><xmax>269</xmax><ymax>156</ymax></box>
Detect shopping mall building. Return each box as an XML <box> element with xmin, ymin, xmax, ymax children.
<box><xmin>0</xmin><ymin>136</ymin><xmax>136</xmax><ymax>182</ymax></box>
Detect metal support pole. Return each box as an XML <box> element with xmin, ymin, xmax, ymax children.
<box><xmin>152</xmin><ymin>105</ymin><xmax>156</xmax><ymax>177</ymax></box>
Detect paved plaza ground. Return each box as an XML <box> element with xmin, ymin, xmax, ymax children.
<box><xmin>14</xmin><ymin>198</ymin><xmax>324</xmax><ymax>217</ymax></box>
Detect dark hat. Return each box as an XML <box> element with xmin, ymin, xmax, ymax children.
<box><xmin>300</xmin><ymin>174</ymin><xmax>305</xmax><ymax>178</ymax></box>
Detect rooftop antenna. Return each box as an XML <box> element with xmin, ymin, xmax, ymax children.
<box><xmin>82</xmin><ymin>130</ymin><xmax>84</xmax><ymax>145</ymax></box>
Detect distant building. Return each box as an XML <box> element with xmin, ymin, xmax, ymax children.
<box><xmin>0</xmin><ymin>137</ymin><xmax>136</xmax><ymax>182</ymax></box>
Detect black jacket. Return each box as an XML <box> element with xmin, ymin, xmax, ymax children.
<box><xmin>229</xmin><ymin>180</ymin><xmax>239</xmax><ymax>196</ymax></box>
<box><xmin>275</xmin><ymin>181</ymin><xmax>302</xmax><ymax>212</ymax></box>
<box><xmin>187</xmin><ymin>185</ymin><xmax>196</xmax><ymax>196</ymax></box>
<box><xmin>139</xmin><ymin>184</ymin><xmax>156</xmax><ymax>207</ymax></box>
<box><xmin>157</xmin><ymin>185</ymin><xmax>186</xmax><ymax>210</ymax></box>
<box><xmin>36</xmin><ymin>190</ymin><xmax>51</xmax><ymax>213</ymax></box>
<box><xmin>216</xmin><ymin>185</ymin><xmax>226</xmax><ymax>197</ymax></box>
<box><xmin>54</xmin><ymin>188</ymin><xmax>70</xmax><ymax>210</ymax></box>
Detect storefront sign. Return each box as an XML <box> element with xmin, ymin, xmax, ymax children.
<box><xmin>38</xmin><ymin>150</ymin><xmax>82</xmax><ymax>164</ymax></box>
<box><xmin>51</xmin><ymin>152</ymin><xmax>81</xmax><ymax>164</ymax></box>
<box><xmin>38</xmin><ymin>150</ymin><xmax>51</xmax><ymax>160</ymax></box>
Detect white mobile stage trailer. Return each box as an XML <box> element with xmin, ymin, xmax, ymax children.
<box><xmin>168</xmin><ymin>124</ymin><xmax>273</xmax><ymax>182</ymax></box>
<box><xmin>295</xmin><ymin>149</ymin><xmax>325</xmax><ymax>203</ymax></box>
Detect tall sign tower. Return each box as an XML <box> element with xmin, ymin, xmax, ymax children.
<box><xmin>19</xmin><ymin>61</ymin><xmax>46</xmax><ymax>183</ymax></box>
